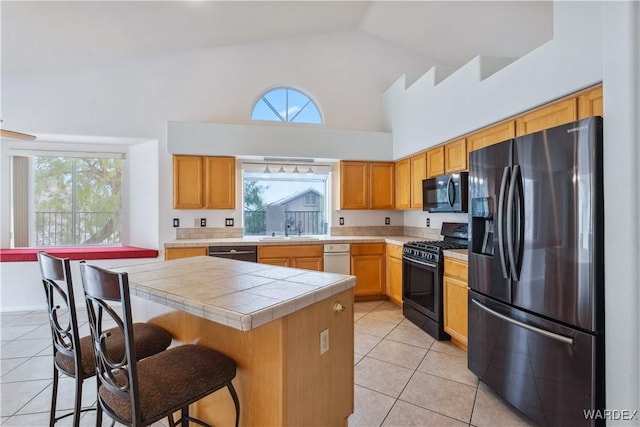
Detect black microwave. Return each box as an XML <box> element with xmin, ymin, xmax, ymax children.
<box><xmin>422</xmin><ymin>172</ymin><xmax>468</xmax><ymax>213</ymax></box>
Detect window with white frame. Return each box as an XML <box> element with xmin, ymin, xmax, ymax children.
<box><xmin>11</xmin><ymin>153</ymin><xmax>122</xmax><ymax>247</ymax></box>
<box><xmin>242</xmin><ymin>162</ymin><xmax>330</xmax><ymax>237</ymax></box>
<box><xmin>251</xmin><ymin>87</ymin><xmax>322</xmax><ymax>124</ymax></box>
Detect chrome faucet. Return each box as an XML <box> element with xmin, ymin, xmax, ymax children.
<box><xmin>285</xmin><ymin>224</ymin><xmax>290</xmax><ymax>237</ymax></box>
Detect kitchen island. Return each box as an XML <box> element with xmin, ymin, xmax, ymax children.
<box><xmin>114</xmin><ymin>255</ymin><xmax>355</xmax><ymax>427</ymax></box>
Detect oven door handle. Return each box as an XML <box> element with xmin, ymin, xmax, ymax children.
<box><xmin>402</xmin><ymin>256</ymin><xmax>438</xmax><ymax>269</ymax></box>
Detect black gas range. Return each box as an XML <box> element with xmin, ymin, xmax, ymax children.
<box><xmin>402</xmin><ymin>222</ymin><xmax>468</xmax><ymax>340</ymax></box>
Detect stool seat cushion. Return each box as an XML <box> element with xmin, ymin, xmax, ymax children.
<box><xmin>99</xmin><ymin>344</ymin><xmax>237</xmax><ymax>424</ymax></box>
<box><xmin>55</xmin><ymin>323</ymin><xmax>173</xmax><ymax>378</ymax></box>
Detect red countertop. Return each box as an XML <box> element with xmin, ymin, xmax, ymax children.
<box><xmin>0</xmin><ymin>246</ymin><xmax>159</xmax><ymax>262</ymax></box>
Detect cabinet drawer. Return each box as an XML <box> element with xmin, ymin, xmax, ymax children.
<box><xmin>351</xmin><ymin>243</ymin><xmax>385</xmax><ymax>256</ymax></box>
<box><xmin>386</xmin><ymin>244</ymin><xmax>403</xmax><ymax>259</ymax></box>
<box><xmin>444</xmin><ymin>257</ymin><xmax>468</xmax><ymax>281</ymax></box>
<box><xmin>165</xmin><ymin>247</ymin><xmax>207</xmax><ymax>260</ymax></box>
<box><xmin>259</xmin><ymin>244</ymin><xmax>323</xmax><ymax>259</ymax></box>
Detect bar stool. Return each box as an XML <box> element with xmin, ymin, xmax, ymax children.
<box><xmin>79</xmin><ymin>261</ymin><xmax>240</xmax><ymax>427</ymax></box>
<box><xmin>38</xmin><ymin>252</ymin><xmax>173</xmax><ymax>427</ymax></box>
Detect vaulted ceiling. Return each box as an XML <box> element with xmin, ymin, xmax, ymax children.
<box><xmin>1</xmin><ymin>1</ymin><xmax>553</xmax><ymax>77</ymax></box>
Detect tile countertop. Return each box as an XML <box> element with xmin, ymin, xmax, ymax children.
<box><xmin>112</xmin><ymin>255</ymin><xmax>355</xmax><ymax>332</ymax></box>
<box><xmin>164</xmin><ymin>235</ymin><xmax>420</xmax><ymax>248</ymax></box>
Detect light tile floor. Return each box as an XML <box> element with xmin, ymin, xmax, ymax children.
<box><xmin>1</xmin><ymin>301</ymin><xmax>535</xmax><ymax>426</ymax></box>
<box><xmin>349</xmin><ymin>300</ymin><xmax>536</xmax><ymax>427</ymax></box>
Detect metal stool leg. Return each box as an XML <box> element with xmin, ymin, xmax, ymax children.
<box><xmin>72</xmin><ymin>375</ymin><xmax>83</xmax><ymax>427</ymax></box>
<box><xmin>49</xmin><ymin>367</ymin><xmax>58</xmax><ymax>427</ymax></box>
<box><xmin>228</xmin><ymin>382</ymin><xmax>240</xmax><ymax>427</ymax></box>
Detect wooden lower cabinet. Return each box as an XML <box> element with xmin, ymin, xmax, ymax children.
<box><xmin>165</xmin><ymin>247</ymin><xmax>207</xmax><ymax>260</ymax></box>
<box><xmin>386</xmin><ymin>244</ymin><xmax>403</xmax><ymax>307</ymax></box>
<box><xmin>258</xmin><ymin>245</ymin><xmax>323</xmax><ymax>271</ymax></box>
<box><xmin>443</xmin><ymin>257</ymin><xmax>469</xmax><ymax>350</ymax></box>
<box><xmin>351</xmin><ymin>243</ymin><xmax>385</xmax><ymax>298</ymax></box>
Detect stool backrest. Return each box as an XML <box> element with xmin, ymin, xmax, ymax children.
<box><xmin>79</xmin><ymin>262</ymin><xmax>142</xmax><ymax>425</ymax></box>
<box><xmin>38</xmin><ymin>251</ymin><xmax>83</xmax><ymax>376</ymax></box>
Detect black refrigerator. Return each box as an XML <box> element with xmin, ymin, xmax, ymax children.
<box><xmin>468</xmin><ymin>117</ymin><xmax>604</xmax><ymax>426</ymax></box>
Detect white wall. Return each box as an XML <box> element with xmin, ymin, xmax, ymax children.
<box><xmin>0</xmin><ymin>258</ymin><xmax>160</xmax><ymax>312</ymax></box>
<box><xmin>383</xmin><ymin>1</ymin><xmax>640</xmax><ymax>421</ymax></box>
<box><xmin>1</xmin><ymin>30</ymin><xmax>430</xmax><ymax>248</ymax></box>
<box><xmin>385</xmin><ymin>2</ymin><xmax>603</xmax><ymax>159</ymax></box>
<box><xmin>601</xmin><ymin>1</ymin><xmax>640</xmax><ymax>421</ymax></box>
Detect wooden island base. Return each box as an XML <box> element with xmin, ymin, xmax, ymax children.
<box><xmin>133</xmin><ymin>289</ymin><xmax>354</xmax><ymax>427</ymax></box>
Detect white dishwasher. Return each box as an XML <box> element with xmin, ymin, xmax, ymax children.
<box><xmin>323</xmin><ymin>243</ymin><xmax>351</xmax><ymax>274</ymax></box>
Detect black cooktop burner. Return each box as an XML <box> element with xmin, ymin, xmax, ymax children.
<box><xmin>405</xmin><ymin>240</ymin><xmax>467</xmax><ymax>252</ymax></box>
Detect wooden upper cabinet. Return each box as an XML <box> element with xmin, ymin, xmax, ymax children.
<box><xmin>174</xmin><ymin>155</ymin><xmax>205</xmax><ymax>209</ymax></box>
<box><xmin>370</xmin><ymin>162</ymin><xmax>395</xmax><ymax>209</ymax></box>
<box><xmin>410</xmin><ymin>153</ymin><xmax>426</xmax><ymax>209</ymax></box>
<box><xmin>340</xmin><ymin>161</ymin><xmax>394</xmax><ymax>210</ymax></box>
<box><xmin>174</xmin><ymin>155</ymin><xmax>236</xmax><ymax>209</ymax></box>
<box><xmin>516</xmin><ymin>98</ymin><xmax>577</xmax><ymax>136</ymax></box>
<box><xmin>577</xmin><ymin>85</ymin><xmax>603</xmax><ymax>119</ymax></box>
<box><xmin>467</xmin><ymin>120</ymin><xmax>516</xmax><ymax>154</ymax></box>
<box><xmin>444</xmin><ymin>138</ymin><xmax>467</xmax><ymax>173</ymax></box>
<box><xmin>340</xmin><ymin>161</ymin><xmax>369</xmax><ymax>209</ymax></box>
<box><xmin>205</xmin><ymin>156</ymin><xmax>236</xmax><ymax>209</ymax></box>
<box><xmin>395</xmin><ymin>158</ymin><xmax>411</xmax><ymax>210</ymax></box>
<box><xmin>426</xmin><ymin>146</ymin><xmax>445</xmax><ymax>178</ymax></box>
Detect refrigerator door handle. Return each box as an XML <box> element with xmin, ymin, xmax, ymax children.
<box><xmin>506</xmin><ymin>165</ymin><xmax>521</xmax><ymax>281</ymax></box>
<box><xmin>497</xmin><ymin>166</ymin><xmax>510</xmax><ymax>279</ymax></box>
<box><xmin>446</xmin><ymin>176</ymin><xmax>454</xmax><ymax>207</ymax></box>
<box><xmin>471</xmin><ymin>299</ymin><xmax>575</xmax><ymax>345</ymax></box>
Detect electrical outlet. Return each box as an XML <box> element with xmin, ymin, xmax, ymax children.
<box><xmin>426</xmin><ymin>218</ymin><xmax>431</xmax><ymax>227</ymax></box>
<box><xmin>339</xmin><ymin>217</ymin><xmax>344</xmax><ymax>226</ymax></box>
<box><xmin>225</xmin><ymin>218</ymin><xmax>234</xmax><ymax>227</ymax></box>
<box><xmin>320</xmin><ymin>329</ymin><xmax>329</xmax><ymax>355</ymax></box>
<box><xmin>200</xmin><ymin>218</ymin><xmax>207</xmax><ymax>227</ymax></box>
<box><xmin>173</xmin><ymin>218</ymin><xmax>179</xmax><ymax>228</ymax></box>
<box><xmin>193</xmin><ymin>218</ymin><xmax>200</xmax><ymax>227</ymax></box>
<box><xmin>385</xmin><ymin>217</ymin><xmax>390</xmax><ymax>225</ymax></box>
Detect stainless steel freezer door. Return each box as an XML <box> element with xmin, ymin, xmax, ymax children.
<box><xmin>468</xmin><ymin>291</ymin><xmax>605</xmax><ymax>427</ymax></box>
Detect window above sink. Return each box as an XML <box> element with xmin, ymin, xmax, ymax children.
<box><xmin>241</xmin><ymin>162</ymin><xmax>332</xmax><ymax>238</ymax></box>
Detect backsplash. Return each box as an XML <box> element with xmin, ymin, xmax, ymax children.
<box><xmin>403</xmin><ymin>226</ymin><xmax>443</xmax><ymax>240</ymax></box>
<box><xmin>176</xmin><ymin>227</ymin><xmax>243</xmax><ymax>239</ymax></box>
<box><xmin>330</xmin><ymin>226</ymin><xmax>404</xmax><ymax>236</ymax></box>
<box><xmin>176</xmin><ymin>226</ymin><xmax>444</xmax><ymax>240</ymax></box>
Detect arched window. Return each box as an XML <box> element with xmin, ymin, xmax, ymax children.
<box><xmin>251</xmin><ymin>87</ymin><xmax>322</xmax><ymax>124</ymax></box>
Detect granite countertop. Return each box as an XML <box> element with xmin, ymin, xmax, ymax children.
<box><xmin>164</xmin><ymin>235</ymin><xmax>419</xmax><ymax>248</ymax></box>
<box><xmin>113</xmin><ymin>256</ymin><xmax>355</xmax><ymax>332</ymax></box>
